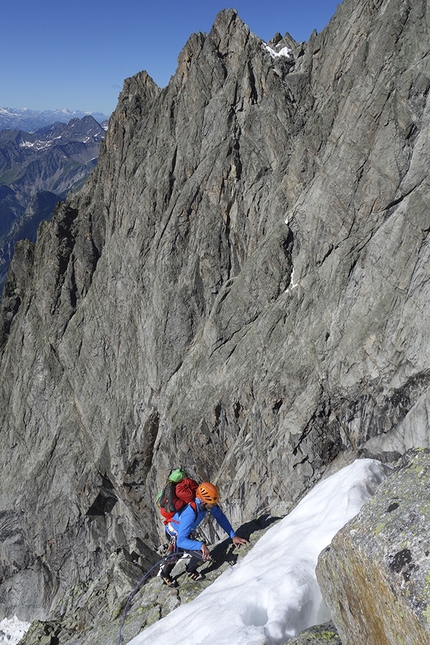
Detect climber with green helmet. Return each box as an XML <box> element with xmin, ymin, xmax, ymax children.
<box><xmin>160</xmin><ymin>481</ymin><xmax>248</xmax><ymax>586</ymax></box>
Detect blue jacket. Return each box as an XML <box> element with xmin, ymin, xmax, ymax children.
<box><xmin>167</xmin><ymin>498</ymin><xmax>236</xmax><ymax>551</ymax></box>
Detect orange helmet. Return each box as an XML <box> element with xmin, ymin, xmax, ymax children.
<box><xmin>196</xmin><ymin>482</ymin><xmax>219</xmax><ymax>505</ymax></box>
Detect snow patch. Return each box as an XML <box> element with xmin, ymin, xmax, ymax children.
<box><xmin>19</xmin><ymin>140</ymin><xmax>53</xmax><ymax>150</ymax></box>
<box><xmin>286</xmin><ymin>266</ymin><xmax>299</xmax><ymax>293</ymax></box>
<box><xmin>264</xmin><ymin>44</ymin><xmax>292</xmax><ymax>59</ymax></box>
<box><xmin>0</xmin><ymin>616</ymin><xmax>31</xmax><ymax>645</ymax></box>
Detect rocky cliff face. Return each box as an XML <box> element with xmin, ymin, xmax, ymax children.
<box><xmin>317</xmin><ymin>450</ymin><xmax>430</xmax><ymax>645</ymax></box>
<box><xmin>0</xmin><ymin>0</ymin><xmax>429</xmax><ymax>635</ymax></box>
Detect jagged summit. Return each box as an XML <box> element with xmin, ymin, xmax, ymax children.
<box><xmin>209</xmin><ymin>8</ymin><xmax>249</xmax><ymax>43</ymax></box>
<box><xmin>1</xmin><ymin>1</ymin><xmax>430</xmax><ymax>643</ymax></box>
<box><xmin>266</xmin><ymin>31</ymin><xmax>299</xmax><ymax>55</ymax></box>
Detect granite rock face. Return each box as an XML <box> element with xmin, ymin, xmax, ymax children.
<box><xmin>317</xmin><ymin>450</ymin><xmax>430</xmax><ymax>645</ymax></box>
<box><xmin>0</xmin><ymin>0</ymin><xmax>429</xmax><ymax>631</ymax></box>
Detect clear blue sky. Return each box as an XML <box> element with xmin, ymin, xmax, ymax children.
<box><xmin>1</xmin><ymin>0</ymin><xmax>340</xmax><ymax>116</ymax></box>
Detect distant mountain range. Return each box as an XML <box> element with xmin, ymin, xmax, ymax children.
<box><xmin>0</xmin><ymin>114</ymin><xmax>106</xmax><ymax>292</ymax></box>
<box><xmin>0</xmin><ymin>107</ymin><xmax>110</xmax><ymax>132</ymax></box>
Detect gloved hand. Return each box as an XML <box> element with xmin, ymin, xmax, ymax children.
<box><xmin>201</xmin><ymin>543</ymin><xmax>211</xmax><ymax>560</ymax></box>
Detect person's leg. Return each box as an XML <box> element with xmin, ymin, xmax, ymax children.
<box><xmin>184</xmin><ymin>549</ymin><xmax>206</xmax><ymax>578</ymax></box>
<box><xmin>159</xmin><ymin>533</ymin><xmax>179</xmax><ymax>587</ymax></box>
<box><xmin>159</xmin><ymin>557</ymin><xmax>176</xmax><ymax>577</ymax></box>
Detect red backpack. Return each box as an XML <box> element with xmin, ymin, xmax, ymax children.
<box><xmin>157</xmin><ymin>476</ymin><xmax>199</xmax><ymax>524</ymax></box>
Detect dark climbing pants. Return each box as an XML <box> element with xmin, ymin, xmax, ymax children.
<box><xmin>160</xmin><ymin>533</ymin><xmax>205</xmax><ymax>578</ymax></box>
<box><xmin>160</xmin><ymin>549</ymin><xmax>204</xmax><ymax>577</ymax></box>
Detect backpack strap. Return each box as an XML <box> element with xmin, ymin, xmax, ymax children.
<box><xmin>189</xmin><ymin>500</ymin><xmax>198</xmax><ymax>517</ymax></box>
<box><xmin>157</xmin><ymin>479</ymin><xmax>177</xmax><ymax>514</ymax></box>
<box><xmin>166</xmin><ymin>520</ymin><xmax>179</xmax><ymax>537</ymax></box>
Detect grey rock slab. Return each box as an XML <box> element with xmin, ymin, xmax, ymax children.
<box><xmin>317</xmin><ymin>450</ymin><xmax>430</xmax><ymax>645</ymax></box>
<box><xmin>0</xmin><ymin>1</ymin><xmax>430</xmax><ymax>634</ymax></box>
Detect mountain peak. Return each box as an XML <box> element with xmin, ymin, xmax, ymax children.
<box><xmin>2</xmin><ymin>1</ymin><xmax>430</xmax><ymax>641</ymax></box>
<box><xmin>210</xmin><ymin>8</ymin><xmax>251</xmax><ymax>53</ymax></box>
<box><xmin>211</xmin><ymin>7</ymin><xmax>241</xmax><ymax>31</ymax></box>
<box><xmin>0</xmin><ymin>107</ymin><xmax>110</xmax><ymax>132</ymax></box>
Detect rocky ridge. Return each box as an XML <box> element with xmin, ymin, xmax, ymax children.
<box><xmin>0</xmin><ymin>0</ymin><xmax>429</xmax><ymax>642</ymax></box>
<box><xmin>0</xmin><ymin>115</ymin><xmax>106</xmax><ymax>292</ymax></box>
<box><xmin>0</xmin><ymin>108</ymin><xmax>109</xmax><ymax>133</ymax></box>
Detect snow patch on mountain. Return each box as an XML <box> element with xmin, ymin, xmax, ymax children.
<box><xmin>264</xmin><ymin>43</ymin><xmax>292</xmax><ymax>58</ymax></box>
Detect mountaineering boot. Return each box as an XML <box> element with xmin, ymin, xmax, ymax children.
<box><xmin>187</xmin><ymin>571</ymin><xmax>205</xmax><ymax>581</ymax></box>
<box><xmin>162</xmin><ymin>574</ymin><xmax>178</xmax><ymax>588</ymax></box>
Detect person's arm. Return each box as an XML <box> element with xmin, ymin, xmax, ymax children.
<box><xmin>210</xmin><ymin>505</ymin><xmax>236</xmax><ymax>538</ymax></box>
<box><xmin>210</xmin><ymin>505</ymin><xmax>249</xmax><ymax>546</ymax></box>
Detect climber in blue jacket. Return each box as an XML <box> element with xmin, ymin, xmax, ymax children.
<box><xmin>160</xmin><ymin>481</ymin><xmax>248</xmax><ymax>587</ymax></box>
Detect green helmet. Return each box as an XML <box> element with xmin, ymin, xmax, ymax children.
<box><xmin>169</xmin><ymin>467</ymin><xmax>187</xmax><ymax>484</ymax></box>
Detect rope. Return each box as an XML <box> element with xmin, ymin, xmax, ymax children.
<box><xmin>117</xmin><ymin>551</ymin><xmax>180</xmax><ymax>645</ymax></box>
